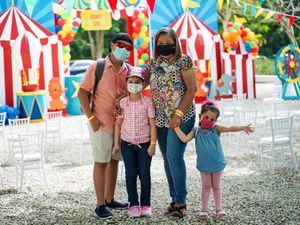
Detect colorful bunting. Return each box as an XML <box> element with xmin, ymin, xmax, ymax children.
<box><xmin>64</xmin><ymin>0</ymin><xmax>75</xmax><ymax>16</ymax></box>
<box><xmin>25</xmin><ymin>0</ymin><xmax>36</xmax><ymax>18</ymax></box>
<box><xmin>289</xmin><ymin>16</ymin><xmax>296</xmax><ymax>27</ymax></box>
<box><xmin>147</xmin><ymin>0</ymin><xmax>156</xmax><ymax>13</ymax></box>
<box><xmin>255</xmin><ymin>8</ymin><xmax>264</xmax><ymax>18</ymax></box>
<box><xmin>275</xmin><ymin>14</ymin><xmax>284</xmax><ymax>23</ymax></box>
<box><xmin>218</xmin><ymin>0</ymin><xmax>224</xmax><ymax>10</ymax></box>
<box><xmin>264</xmin><ymin>10</ymin><xmax>274</xmax><ymax>20</ymax></box>
<box><xmin>108</xmin><ymin>0</ymin><xmax>118</xmax><ymax>10</ymax></box>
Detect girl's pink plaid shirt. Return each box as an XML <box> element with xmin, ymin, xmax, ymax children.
<box><xmin>117</xmin><ymin>96</ymin><xmax>155</xmax><ymax>145</ymax></box>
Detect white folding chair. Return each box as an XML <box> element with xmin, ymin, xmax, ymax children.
<box><xmin>273</xmin><ymin>100</ymin><xmax>290</xmax><ymax>119</ymax></box>
<box><xmin>0</xmin><ymin>112</ymin><xmax>6</xmax><ymax>152</ymax></box>
<box><xmin>44</xmin><ymin>111</ymin><xmax>63</xmax><ymax>152</ymax></box>
<box><xmin>8</xmin><ymin>118</ymin><xmax>30</xmax><ymax>163</ymax></box>
<box><xmin>14</xmin><ymin>133</ymin><xmax>47</xmax><ymax>191</ymax></box>
<box><xmin>234</xmin><ymin>108</ymin><xmax>257</xmax><ymax>154</ymax></box>
<box><xmin>259</xmin><ymin>116</ymin><xmax>298</xmax><ymax>173</ymax></box>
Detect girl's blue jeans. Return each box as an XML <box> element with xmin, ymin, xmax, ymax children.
<box><xmin>157</xmin><ymin>117</ymin><xmax>195</xmax><ymax>204</ymax></box>
<box><xmin>121</xmin><ymin>140</ymin><xmax>152</xmax><ymax>207</ymax></box>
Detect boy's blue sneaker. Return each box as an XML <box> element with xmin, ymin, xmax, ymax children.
<box><xmin>95</xmin><ymin>205</ymin><xmax>112</xmax><ymax>219</ymax></box>
<box><xmin>105</xmin><ymin>199</ymin><xmax>129</xmax><ymax>210</ymax></box>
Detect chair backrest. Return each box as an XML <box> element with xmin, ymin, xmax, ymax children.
<box><xmin>18</xmin><ymin>133</ymin><xmax>44</xmax><ymax>159</ymax></box>
<box><xmin>233</xmin><ymin>93</ymin><xmax>247</xmax><ymax>100</ymax></box>
<box><xmin>237</xmin><ymin>108</ymin><xmax>257</xmax><ymax>126</ymax></box>
<box><xmin>270</xmin><ymin>116</ymin><xmax>293</xmax><ymax>140</ymax></box>
<box><xmin>0</xmin><ymin>112</ymin><xmax>6</xmax><ymax>131</ymax></box>
<box><xmin>273</xmin><ymin>100</ymin><xmax>290</xmax><ymax>118</ymax></box>
<box><xmin>8</xmin><ymin>117</ymin><xmax>30</xmax><ymax>137</ymax></box>
<box><xmin>45</xmin><ymin>111</ymin><xmax>62</xmax><ymax>128</ymax></box>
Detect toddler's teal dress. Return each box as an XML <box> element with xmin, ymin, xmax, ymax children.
<box><xmin>193</xmin><ymin>125</ymin><xmax>227</xmax><ymax>173</ymax></box>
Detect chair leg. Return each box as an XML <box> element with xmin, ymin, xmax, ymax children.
<box><xmin>289</xmin><ymin>143</ymin><xmax>298</xmax><ymax>171</ymax></box>
<box><xmin>19</xmin><ymin>164</ymin><xmax>24</xmax><ymax>192</ymax></box>
<box><xmin>271</xmin><ymin>144</ymin><xmax>274</xmax><ymax>173</ymax></box>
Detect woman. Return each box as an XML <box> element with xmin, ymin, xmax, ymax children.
<box><xmin>144</xmin><ymin>27</ymin><xmax>197</xmax><ymax>218</ymax></box>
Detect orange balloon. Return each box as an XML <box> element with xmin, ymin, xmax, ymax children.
<box><xmin>140</xmin><ymin>42</ymin><xmax>148</xmax><ymax>50</ymax></box>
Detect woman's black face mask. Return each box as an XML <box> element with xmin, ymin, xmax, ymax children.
<box><xmin>157</xmin><ymin>44</ymin><xmax>176</xmax><ymax>56</ymax></box>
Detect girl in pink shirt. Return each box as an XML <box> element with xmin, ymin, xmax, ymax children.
<box><xmin>113</xmin><ymin>67</ymin><xmax>157</xmax><ymax>218</ymax></box>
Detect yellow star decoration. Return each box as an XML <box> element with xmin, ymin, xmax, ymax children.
<box><xmin>71</xmin><ymin>80</ymin><xmax>80</xmax><ymax>98</ymax></box>
<box><xmin>181</xmin><ymin>0</ymin><xmax>199</xmax><ymax>11</ymax></box>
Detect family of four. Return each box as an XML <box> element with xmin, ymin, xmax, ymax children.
<box><xmin>78</xmin><ymin>28</ymin><xmax>254</xmax><ymax>220</ymax></box>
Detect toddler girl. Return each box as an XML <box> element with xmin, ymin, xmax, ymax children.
<box><xmin>113</xmin><ymin>67</ymin><xmax>157</xmax><ymax>218</ymax></box>
<box><xmin>174</xmin><ymin>101</ymin><xmax>254</xmax><ymax>219</ymax></box>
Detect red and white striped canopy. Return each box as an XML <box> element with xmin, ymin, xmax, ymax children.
<box><xmin>169</xmin><ymin>11</ymin><xmax>217</xmax><ymax>60</ymax></box>
<box><xmin>0</xmin><ymin>7</ymin><xmax>52</xmax><ymax>40</ymax></box>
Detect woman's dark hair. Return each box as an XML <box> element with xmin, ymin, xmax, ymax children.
<box><xmin>200</xmin><ymin>102</ymin><xmax>220</xmax><ymax>118</ymax></box>
<box><xmin>153</xmin><ymin>27</ymin><xmax>182</xmax><ymax>60</ymax></box>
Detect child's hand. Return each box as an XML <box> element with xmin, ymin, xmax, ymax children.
<box><xmin>243</xmin><ymin>124</ymin><xmax>255</xmax><ymax>134</ymax></box>
<box><xmin>112</xmin><ymin>144</ymin><xmax>120</xmax><ymax>155</ymax></box>
<box><xmin>147</xmin><ymin>144</ymin><xmax>156</xmax><ymax>157</ymax></box>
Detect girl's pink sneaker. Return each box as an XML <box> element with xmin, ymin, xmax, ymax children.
<box><xmin>141</xmin><ymin>206</ymin><xmax>152</xmax><ymax>217</ymax></box>
<box><xmin>129</xmin><ymin>206</ymin><xmax>140</xmax><ymax>218</ymax></box>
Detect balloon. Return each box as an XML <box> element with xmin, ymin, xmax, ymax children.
<box><xmin>138</xmin><ymin>13</ymin><xmax>145</xmax><ymax>20</ymax></box>
<box><xmin>72</xmin><ymin>20</ymin><xmax>79</xmax><ymax>27</ymax></box>
<box><xmin>142</xmin><ymin>53</ymin><xmax>149</xmax><ymax>61</ymax></box>
<box><xmin>58</xmin><ymin>31</ymin><xmax>67</xmax><ymax>40</ymax></box>
<box><xmin>62</xmin><ymin>24</ymin><xmax>72</xmax><ymax>33</ymax></box>
<box><xmin>133</xmin><ymin>26</ymin><xmax>140</xmax><ymax>33</ymax></box>
<box><xmin>141</xmin><ymin>25</ymin><xmax>148</xmax><ymax>32</ymax></box>
<box><xmin>57</xmin><ymin>18</ymin><xmax>65</xmax><ymax>26</ymax></box>
<box><xmin>132</xmin><ymin>15</ymin><xmax>137</xmax><ymax>21</ymax></box>
<box><xmin>72</xmin><ymin>27</ymin><xmax>79</xmax><ymax>32</ymax></box>
<box><xmin>137</xmin><ymin>49</ymin><xmax>144</xmax><ymax>55</ymax></box>
<box><xmin>142</xmin><ymin>19</ymin><xmax>149</xmax><ymax>26</ymax></box>
<box><xmin>132</xmin><ymin>22</ymin><xmax>137</xmax><ymax>27</ymax></box>
<box><xmin>134</xmin><ymin>43</ymin><xmax>140</xmax><ymax>49</ymax></box>
<box><xmin>144</xmin><ymin>36</ymin><xmax>150</xmax><ymax>43</ymax></box>
<box><xmin>134</xmin><ymin>9</ymin><xmax>139</xmax><ymax>16</ymax></box>
<box><xmin>136</xmin><ymin>38</ymin><xmax>143</xmax><ymax>44</ymax></box>
<box><xmin>224</xmin><ymin>41</ymin><xmax>231</xmax><ymax>48</ymax></box>
<box><xmin>227</xmin><ymin>22</ymin><xmax>233</xmax><ymax>28</ymax></box>
<box><xmin>135</xmin><ymin>19</ymin><xmax>142</xmax><ymax>27</ymax></box>
<box><xmin>132</xmin><ymin>32</ymin><xmax>138</xmax><ymax>39</ymax></box>
<box><xmin>56</xmin><ymin>8</ymin><xmax>63</xmax><ymax>15</ymax></box>
<box><xmin>55</xmin><ymin>26</ymin><xmax>62</xmax><ymax>33</ymax></box>
<box><xmin>233</xmin><ymin>24</ymin><xmax>240</xmax><ymax>30</ymax></box>
<box><xmin>137</xmin><ymin>59</ymin><xmax>145</xmax><ymax>65</ymax></box>
<box><xmin>222</xmin><ymin>32</ymin><xmax>229</xmax><ymax>41</ymax></box>
<box><xmin>0</xmin><ymin>106</ymin><xmax>6</xmax><ymax>113</ymax></box>
<box><xmin>140</xmin><ymin>42</ymin><xmax>148</xmax><ymax>50</ymax></box>
<box><xmin>139</xmin><ymin>32</ymin><xmax>146</xmax><ymax>38</ymax></box>
<box><xmin>63</xmin><ymin>53</ymin><xmax>71</xmax><ymax>61</ymax></box>
<box><xmin>231</xmin><ymin>41</ymin><xmax>238</xmax><ymax>49</ymax></box>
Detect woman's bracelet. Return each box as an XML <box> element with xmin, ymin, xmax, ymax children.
<box><xmin>174</xmin><ymin>127</ymin><xmax>180</xmax><ymax>131</ymax></box>
<box><xmin>175</xmin><ymin>109</ymin><xmax>184</xmax><ymax>116</ymax></box>
<box><xmin>88</xmin><ymin>115</ymin><xmax>95</xmax><ymax>121</ymax></box>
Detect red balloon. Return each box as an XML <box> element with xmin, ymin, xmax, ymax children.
<box><xmin>57</xmin><ymin>18</ymin><xmax>65</xmax><ymax>27</ymax></box>
<box><xmin>131</xmin><ymin>15</ymin><xmax>137</xmax><ymax>21</ymax></box>
<box><xmin>135</xmin><ymin>19</ymin><xmax>142</xmax><ymax>27</ymax></box>
<box><xmin>231</xmin><ymin>41</ymin><xmax>238</xmax><ymax>49</ymax></box>
<box><xmin>72</xmin><ymin>20</ymin><xmax>79</xmax><ymax>27</ymax></box>
<box><xmin>133</xmin><ymin>26</ymin><xmax>140</xmax><ymax>33</ymax></box>
<box><xmin>134</xmin><ymin>9</ymin><xmax>139</xmax><ymax>16</ymax></box>
<box><xmin>241</xmin><ymin>30</ymin><xmax>247</xmax><ymax>37</ymax></box>
<box><xmin>138</xmin><ymin>49</ymin><xmax>144</xmax><ymax>55</ymax></box>
<box><xmin>62</xmin><ymin>40</ymin><xmax>69</xmax><ymax>46</ymax></box>
<box><xmin>67</xmin><ymin>34</ymin><xmax>74</xmax><ymax>42</ymax></box>
<box><xmin>227</xmin><ymin>22</ymin><xmax>233</xmax><ymax>28</ymax></box>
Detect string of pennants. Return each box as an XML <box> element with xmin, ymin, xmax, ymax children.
<box><xmin>218</xmin><ymin>0</ymin><xmax>300</xmax><ymax>28</ymax></box>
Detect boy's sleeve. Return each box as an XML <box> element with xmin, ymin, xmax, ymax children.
<box><xmin>147</xmin><ymin>98</ymin><xmax>155</xmax><ymax>118</ymax></box>
<box><xmin>80</xmin><ymin>62</ymin><xmax>97</xmax><ymax>92</ymax></box>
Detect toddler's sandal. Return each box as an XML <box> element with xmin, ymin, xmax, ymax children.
<box><xmin>216</xmin><ymin>208</ymin><xmax>226</xmax><ymax>218</ymax></box>
<box><xmin>199</xmin><ymin>209</ymin><xmax>209</xmax><ymax>220</ymax></box>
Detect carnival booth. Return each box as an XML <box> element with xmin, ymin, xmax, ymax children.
<box><xmin>0</xmin><ymin>7</ymin><xmax>64</xmax><ymax>108</ymax></box>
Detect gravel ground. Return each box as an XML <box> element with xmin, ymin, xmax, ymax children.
<box><xmin>0</xmin><ymin>83</ymin><xmax>300</xmax><ymax>225</ymax></box>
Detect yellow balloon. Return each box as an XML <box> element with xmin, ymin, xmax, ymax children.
<box><xmin>139</xmin><ymin>32</ymin><xmax>146</xmax><ymax>38</ymax></box>
<box><xmin>138</xmin><ymin>13</ymin><xmax>145</xmax><ymax>20</ymax></box>
<box><xmin>59</xmin><ymin>31</ymin><xmax>67</xmax><ymax>39</ymax></box>
<box><xmin>138</xmin><ymin>59</ymin><xmax>145</xmax><ymax>65</ymax></box>
<box><xmin>144</xmin><ymin>36</ymin><xmax>150</xmax><ymax>43</ymax></box>
<box><xmin>141</xmin><ymin>25</ymin><xmax>148</xmax><ymax>32</ymax></box>
<box><xmin>56</xmin><ymin>8</ymin><xmax>63</xmax><ymax>15</ymax></box>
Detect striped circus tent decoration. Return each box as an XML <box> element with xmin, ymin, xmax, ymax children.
<box><xmin>0</xmin><ymin>7</ymin><xmax>63</xmax><ymax>107</ymax></box>
<box><xmin>169</xmin><ymin>10</ymin><xmax>222</xmax><ymax>83</ymax></box>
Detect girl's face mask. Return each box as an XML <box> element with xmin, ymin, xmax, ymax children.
<box><xmin>127</xmin><ymin>83</ymin><xmax>143</xmax><ymax>93</ymax></box>
<box><xmin>200</xmin><ymin>117</ymin><xmax>216</xmax><ymax>129</ymax></box>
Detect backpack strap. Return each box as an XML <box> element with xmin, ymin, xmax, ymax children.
<box><xmin>91</xmin><ymin>58</ymin><xmax>106</xmax><ymax>112</ymax></box>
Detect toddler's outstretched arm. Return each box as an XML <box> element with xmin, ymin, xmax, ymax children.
<box><xmin>174</xmin><ymin>127</ymin><xmax>195</xmax><ymax>143</ymax></box>
<box><xmin>147</xmin><ymin>117</ymin><xmax>157</xmax><ymax>156</ymax></box>
<box><xmin>217</xmin><ymin>124</ymin><xmax>255</xmax><ymax>134</ymax></box>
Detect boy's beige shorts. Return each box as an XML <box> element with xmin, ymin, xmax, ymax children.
<box><xmin>88</xmin><ymin>125</ymin><xmax>122</xmax><ymax>163</ymax></box>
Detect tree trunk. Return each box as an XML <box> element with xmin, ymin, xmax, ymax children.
<box><xmin>87</xmin><ymin>30</ymin><xmax>105</xmax><ymax>60</ymax></box>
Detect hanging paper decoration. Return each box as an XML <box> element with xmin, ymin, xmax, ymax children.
<box><xmin>64</xmin><ymin>0</ymin><xmax>75</xmax><ymax>16</ymax></box>
<box><xmin>289</xmin><ymin>16</ymin><xmax>296</xmax><ymax>27</ymax></box>
<box><xmin>218</xmin><ymin>0</ymin><xmax>224</xmax><ymax>10</ymax></box>
<box><xmin>275</xmin><ymin>14</ymin><xmax>284</xmax><ymax>23</ymax></box>
<box><xmin>180</xmin><ymin>0</ymin><xmax>199</xmax><ymax>12</ymax></box>
<box><xmin>25</xmin><ymin>0</ymin><xmax>36</xmax><ymax>18</ymax></box>
<box><xmin>264</xmin><ymin>10</ymin><xmax>275</xmax><ymax>20</ymax></box>
<box><xmin>108</xmin><ymin>0</ymin><xmax>118</xmax><ymax>10</ymax></box>
<box><xmin>222</xmin><ymin>22</ymin><xmax>259</xmax><ymax>56</ymax></box>
<box><xmin>255</xmin><ymin>8</ymin><xmax>264</xmax><ymax>18</ymax></box>
<box><xmin>147</xmin><ymin>0</ymin><xmax>156</xmax><ymax>13</ymax></box>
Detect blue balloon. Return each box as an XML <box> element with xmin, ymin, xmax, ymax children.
<box><xmin>134</xmin><ymin>43</ymin><xmax>140</xmax><ymax>49</ymax></box>
<box><xmin>0</xmin><ymin>106</ymin><xmax>5</xmax><ymax>113</ymax></box>
<box><xmin>55</xmin><ymin>26</ymin><xmax>62</xmax><ymax>32</ymax></box>
<box><xmin>136</xmin><ymin>38</ymin><xmax>143</xmax><ymax>44</ymax></box>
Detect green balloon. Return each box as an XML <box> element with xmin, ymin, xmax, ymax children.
<box><xmin>142</xmin><ymin>53</ymin><xmax>149</xmax><ymax>61</ymax></box>
<box><xmin>142</xmin><ymin>19</ymin><xmax>149</xmax><ymax>26</ymax></box>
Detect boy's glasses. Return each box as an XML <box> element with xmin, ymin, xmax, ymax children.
<box><xmin>115</xmin><ymin>42</ymin><xmax>133</xmax><ymax>51</ymax></box>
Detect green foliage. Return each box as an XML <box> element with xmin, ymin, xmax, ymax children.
<box><xmin>70</xmin><ymin>19</ymin><xmax>126</xmax><ymax>59</ymax></box>
<box><xmin>255</xmin><ymin>58</ymin><xmax>274</xmax><ymax>75</ymax></box>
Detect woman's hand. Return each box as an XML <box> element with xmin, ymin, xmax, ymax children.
<box><xmin>169</xmin><ymin>114</ymin><xmax>181</xmax><ymax>129</ymax></box>
<box><xmin>90</xmin><ymin>117</ymin><xmax>103</xmax><ymax>132</ymax></box>
<box><xmin>147</xmin><ymin>144</ymin><xmax>156</xmax><ymax>157</ymax></box>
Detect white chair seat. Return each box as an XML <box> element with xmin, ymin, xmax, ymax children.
<box><xmin>46</xmin><ymin>127</ymin><xmax>59</xmax><ymax>132</ymax></box>
<box><xmin>14</xmin><ymin>152</ymin><xmax>42</xmax><ymax>162</ymax></box>
<box><xmin>290</xmin><ymin>111</ymin><xmax>300</xmax><ymax>116</ymax></box>
<box><xmin>260</xmin><ymin>136</ymin><xmax>290</xmax><ymax>144</ymax></box>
